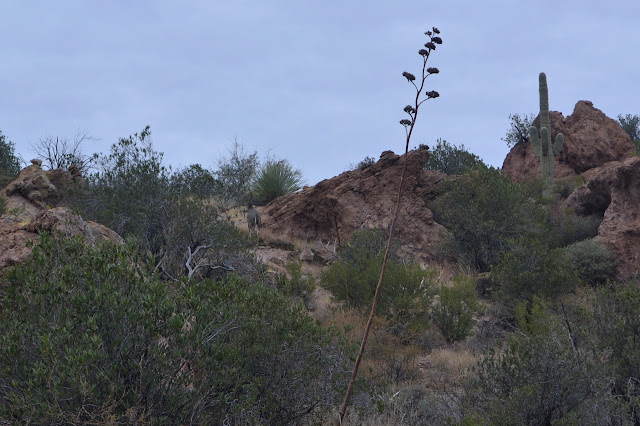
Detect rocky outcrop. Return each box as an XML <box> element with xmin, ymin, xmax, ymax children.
<box><xmin>0</xmin><ymin>163</ymin><xmax>121</xmax><ymax>278</ymax></box>
<box><xmin>564</xmin><ymin>157</ymin><xmax>640</xmax><ymax>280</ymax></box>
<box><xmin>503</xmin><ymin>101</ymin><xmax>634</xmax><ymax>182</ymax></box>
<box><xmin>260</xmin><ymin>146</ymin><xmax>448</xmax><ymax>265</ymax></box>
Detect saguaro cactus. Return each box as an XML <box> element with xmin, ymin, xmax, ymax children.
<box><xmin>529</xmin><ymin>72</ymin><xmax>563</xmax><ymax>191</ymax></box>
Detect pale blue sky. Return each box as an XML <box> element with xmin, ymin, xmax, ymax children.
<box><xmin>2</xmin><ymin>1</ymin><xmax>638</xmax><ymax>185</ymax></box>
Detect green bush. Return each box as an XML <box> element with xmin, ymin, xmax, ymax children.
<box><xmin>467</xmin><ymin>305</ymin><xmax>599</xmax><ymax>424</ymax></box>
<box><xmin>322</xmin><ymin>229</ymin><xmax>435</xmax><ymax>336</ymax></box>
<box><xmin>502</xmin><ymin>113</ymin><xmax>535</xmax><ymax>148</ymax></box>
<box><xmin>590</xmin><ymin>283</ymin><xmax>640</xmax><ymax>423</ymax></box>
<box><xmin>0</xmin><ymin>234</ymin><xmax>350</xmax><ymax>424</ymax></box>
<box><xmin>66</xmin><ymin>126</ymin><xmax>248</xmax><ymax>281</ymax></box>
<box><xmin>430</xmin><ymin>166</ymin><xmax>546</xmax><ymax>272</ymax></box>
<box><xmin>564</xmin><ymin>239</ymin><xmax>618</xmax><ymax>285</ymax></box>
<box><xmin>251</xmin><ymin>158</ymin><xmax>303</xmax><ymax>204</ymax></box>
<box><xmin>170</xmin><ymin>163</ymin><xmax>220</xmax><ymax>199</ymax></box>
<box><xmin>0</xmin><ymin>130</ymin><xmax>21</xmax><ymax>188</ymax></box>
<box><xmin>277</xmin><ymin>261</ymin><xmax>316</xmax><ymax>301</ymax></box>
<box><xmin>354</xmin><ymin>156</ymin><xmax>376</xmax><ymax>170</ymax></box>
<box><xmin>552</xmin><ymin>211</ymin><xmax>603</xmax><ymax>247</ymax></box>
<box><xmin>424</xmin><ymin>138</ymin><xmax>485</xmax><ymax>175</ymax></box>
<box><xmin>0</xmin><ymin>197</ymin><xmax>6</xmax><ymax>215</ymax></box>
<box><xmin>432</xmin><ymin>275</ymin><xmax>480</xmax><ymax>343</ymax></box>
<box><xmin>493</xmin><ymin>238</ymin><xmax>579</xmax><ymax>312</ymax></box>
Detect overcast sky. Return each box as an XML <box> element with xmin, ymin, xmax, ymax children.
<box><xmin>2</xmin><ymin>1</ymin><xmax>639</xmax><ymax>185</ymax></box>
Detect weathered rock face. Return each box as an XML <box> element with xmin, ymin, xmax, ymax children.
<box><xmin>0</xmin><ymin>164</ymin><xmax>121</xmax><ymax>277</ymax></box>
<box><xmin>503</xmin><ymin>101</ymin><xmax>634</xmax><ymax>182</ymax></box>
<box><xmin>261</xmin><ymin>146</ymin><xmax>448</xmax><ymax>265</ymax></box>
<box><xmin>563</xmin><ymin>157</ymin><xmax>640</xmax><ymax>280</ymax></box>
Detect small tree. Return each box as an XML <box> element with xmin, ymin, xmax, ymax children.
<box><xmin>424</xmin><ymin>138</ymin><xmax>485</xmax><ymax>175</ymax></box>
<box><xmin>31</xmin><ymin>130</ymin><xmax>98</xmax><ymax>173</ymax></box>
<box><xmin>214</xmin><ymin>138</ymin><xmax>259</xmax><ymax>207</ymax></box>
<box><xmin>0</xmin><ymin>131</ymin><xmax>21</xmax><ymax>188</ymax></box>
<box><xmin>618</xmin><ymin>114</ymin><xmax>640</xmax><ymax>150</ymax></box>
<box><xmin>502</xmin><ymin>113</ymin><xmax>535</xmax><ymax>148</ymax></box>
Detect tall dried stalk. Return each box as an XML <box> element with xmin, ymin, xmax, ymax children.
<box><xmin>337</xmin><ymin>27</ymin><xmax>442</xmax><ymax>424</ymax></box>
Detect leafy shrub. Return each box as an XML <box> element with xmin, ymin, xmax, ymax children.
<box><xmin>493</xmin><ymin>238</ymin><xmax>579</xmax><ymax>312</ymax></box>
<box><xmin>251</xmin><ymin>158</ymin><xmax>304</xmax><ymax>204</ymax></box>
<box><xmin>424</xmin><ymin>138</ymin><xmax>485</xmax><ymax>175</ymax></box>
<box><xmin>552</xmin><ymin>176</ymin><xmax>580</xmax><ymax>199</ymax></box>
<box><xmin>0</xmin><ymin>234</ymin><xmax>350</xmax><ymax>424</ymax></box>
<box><xmin>0</xmin><ymin>130</ymin><xmax>21</xmax><ymax>188</ymax></box>
<box><xmin>552</xmin><ymin>210</ymin><xmax>603</xmax><ymax>247</ymax></box>
<box><xmin>591</xmin><ymin>283</ymin><xmax>640</xmax><ymax>423</ymax></box>
<box><xmin>66</xmin><ymin>127</ymin><xmax>248</xmax><ymax>281</ymax></box>
<box><xmin>467</xmin><ymin>305</ymin><xmax>598</xmax><ymax>424</ymax></box>
<box><xmin>277</xmin><ymin>261</ymin><xmax>316</xmax><ymax>301</ymax></box>
<box><xmin>502</xmin><ymin>113</ymin><xmax>535</xmax><ymax>148</ymax></box>
<box><xmin>354</xmin><ymin>156</ymin><xmax>376</xmax><ymax>170</ymax></box>
<box><xmin>618</xmin><ymin>113</ymin><xmax>640</xmax><ymax>151</ymax></box>
<box><xmin>322</xmin><ymin>229</ymin><xmax>435</xmax><ymax>336</ymax></box>
<box><xmin>564</xmin><ymin>239</ymin><xmax>618</xmax><ymax>285</ymax></box>
<box><xmin>170</xmin><ymin>163</ymin><xmax>220</xmax><ymax>199</ymax></box>
<box><xmin>430</xmin><ymin>166</ymin><xmax>546</xmax><ymax>272</ymax></box>
<box><xmin>432</xmin><ymin>275</ymin><xmax>480</xmax><ymax>343</ymax></box>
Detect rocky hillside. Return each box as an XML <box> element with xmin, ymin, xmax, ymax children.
<box><xmin>260</xmin><ymin>145</ymin><xmax>449</xmax><ymax>266</ymax></box>
<box><xmin>503</xmin><ymin>100</ymin><xmax>639</xmax><ymax>280</ymax></box>
<box><xmin>0</xmin><ymin>160</ymin><xmax>121</xmax><ymax>277</ymax></box>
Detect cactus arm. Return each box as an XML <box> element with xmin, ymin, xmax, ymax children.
<box><xmin>541</xmin><ymin>127</ymin><xmax>550</xmax><ymax>155</ymax></box>
<box><xmin>553</xmin><ymin>133</ymin><xmax>564</xmax><ymax>156</ymax></box>
<box><xmin>530</xmin><ymin>126</ymin><xmax>542</xmax><ymax>156</ymax></box>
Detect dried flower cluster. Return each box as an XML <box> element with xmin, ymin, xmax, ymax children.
<box><xmin>399</xmin><ymin>27</ymin><xmax>442</xmax><ymax>131</ymax></box>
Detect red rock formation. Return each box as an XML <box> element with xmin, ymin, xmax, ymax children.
<box><xmin>563</xmin><ymin>157</ymin><xmax>640</xmax><ymax>280</ymax></box>
<box><xmin>260</xmin><ymin>146</ymin><xmax>448</xmax><ymax>265</ymax></box>
<box><xmin>0</xmin><ymin>163</ymin><xmax>121</xmax><ymax>277</ymax></box>
<box><xmin>503</xmin><ymin>101</ymin><xmax>634</xmax><ymax>182</ymax></box>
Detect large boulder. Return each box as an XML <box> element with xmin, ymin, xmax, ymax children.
<box><xmin>260</xmin><ymin>146</ymin><xmax>448</xmax><ymax>265</ymax></box>
<box><xmin>503</xmin><ymin>101</ymin><xmax>634</xmax><ymax>182</ymax></box>
<box><xmin>0</xmin><ymin>163</ymin><xmax>121</xmax><ymax>278</ymax></box>
<box><xmin>563</xmin><ymin>157</ymin><xmax>640</xmax><ymax>280</ymax></box>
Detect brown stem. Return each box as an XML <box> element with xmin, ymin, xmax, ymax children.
<box><xmin>337</xmin><ymin>32</ymin><xmax>438</xmax><ymax>424</ymax></box>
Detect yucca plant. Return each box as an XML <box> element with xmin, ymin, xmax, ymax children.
<box><xmin>251</xmin><ymin>158</ymin><xmax>303</xmax><ymax>204</ymax></box>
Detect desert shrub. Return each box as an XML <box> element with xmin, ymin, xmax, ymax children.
<box><xmin>618</xmin><ymin>114</ymin><xmax>640</xmax><ymax>151</ymax></box>
<box><xmin>0</xmin><ymin>130</ymin><xmax>21</xmax><ymax>188</ymax></box>
<box><xmin>564</xmin><ymin>239</ymin><xmax>618</xmax><ymax>285</ymax></box>
<box><xmin>322</xmin><ymin>229</ymin><xmax>435</xmax><ymax>336</ymax></box>
<box><xmin>552</xmin><ymin>176</ymin><xmax>580</xmax><ymax>199</ymax></box>
<box><xmin>251</xmin><ymin>158</ymin><xmax>304</xmax><ymax>204</ymax></box>
<box><xmin>277</xmin><ymin>261</ymin><xmax>316</xmax><ymax>301</ymax></box>
<box><xmin>170</xmin><ymin>163</ymin><xmax>220</xmax><ymax>199</ymax></box>
<box><xmin>65</xmin><ymin>127</ymin><xmax>250</xmax><ymax>281</ymax></box>
<box><xmin>466</xmin><ymin>303</ymin><xmax>600</xmax><ymax>424</ymax></box>
<box><xmin>30</xmin><ymin>131</ymin><xmax>98</xmax><ymax>173</ymax></box>
<box><xmin>502</xmin><ymin>113</ymin><xmax>535</xmax><ymax>148</ymax></box>
<box><xmin>552</xmin><ymin>210</ymin><xmax>603</xmax><ymax>247</ymax></box>
<box><xmin>590</xmin><ymin>283</ymin><xmax>640</xmax><ymax>423</ymax></box>
<box><xmin>214</xmin><ymin>138</ymin><xmax>259</xmax><ymax>207</ymax></box>
<box><xmin>0</xmin><ymin>234</ymin><xmax>350</xmax><ymax>424</ymax></box>
<box><xmin>432</xmin><ymin>275</ymin><xmax>480</xmax><ymax>343</ymax></box>
<box><xmin>430</xmin><ymin>166</ymin><xmax>546</xmax><ymax>272</ymax></box>
<box><xmin>354</xmin><ymin>156</ymin><xmax>376</xmax><ymax>170</ymax></box>
<box><xmin>493</xmin><ymin>238</ymin><xmax>579</xmax><ymax>313</ymax></box>
<box><xmin>424</xmin><ymin>138</ymin><xmax>485</xmax><ymax>175</ymax></box>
